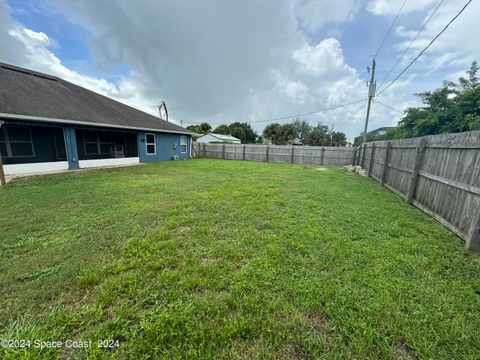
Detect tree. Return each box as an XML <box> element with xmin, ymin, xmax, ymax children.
<box><xmin>278</xmin><ymin>123</ymin><xmax>296</xmax><ymax>145</ymax></box>
<box><xmin>330</xmin><ymin>131</ymin><xmax>347</xmax><ymax>146</ymax></box>
<box><xmin>186</xmin><ymin>123</ymin><xmax>212</xmax><ymax>134</ymax></box>
<box><xmin>186</xmin><ymin>125</ymin><xmax>199</xmax><ymax>133</ymax></box>
<box><xmin>213</xmin><ymin>124</ymin><xmax>230</xmax><ymax>135</ymax></box>
<box><xmin>307</xmin><ymin>123</ymin><xmax>330</xmax><ymax>146</ymax></box>
<box><xmin>379</xmin><ymin>61</ymin><xmax>480</xmax><ymax>140</ymax></box>
<box><xmin>228</xmin><ymin>122</ymin><xmax>258</xmax><ymax>143</ymax></box>
<box><xmin>292</xmin><ymin>119</ymin><xmax>311</xmax><ymax>144</ymax></box>
<box><xmin>199</xmin><ymin>123</ymin><xmax>212</xmax><ymax>134</ymax></box>
<box><xmin>263</xmin><ymin>123</ymin><xmax>282</xmax><ymax>144</ymax></box>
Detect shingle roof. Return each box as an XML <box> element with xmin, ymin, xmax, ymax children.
<box><xmin>0</xmin><ymin>62</ymin><xmax>192</xmax><ymax>134</ymax></box>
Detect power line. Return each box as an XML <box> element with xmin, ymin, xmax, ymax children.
<box><xmin>373</xmin><ymin>0</ymin><xmax>408</xmax><ymax>58</ymax></box>
<box><xmin>378</xmin><ymin>0</ymin><xmax>446</xmax><ymax>88</ymax></box>
<box><xmin>185</xmin><ymin>99</ymin><xmax>367</xmax><ymax>126</ymax></box>
<box><xmin>375</xmin><ymin>100</ymin><xmax>404</xmax><ymax>114</ymax></box>
<box><xmin>377</xmin><ymin>0</ymin><xmax>473</xmax><ymax>97</ymax></box>
<box><xmin>249</xmin><ymin>98</ymin><xmax>367</xmax><ymax>124</ymax></box>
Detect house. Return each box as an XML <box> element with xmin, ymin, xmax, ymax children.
<box><xmin>0</xmin><ymin>63</ymin><xmax>193</xmax><ymax>176</ymax></box>
<box><xmin>289</xmin><ymin>137</ymin><xmax>303</xmax><ymax>146</ymax></box>
<box><xmin>196</xmin><ymin>133</ymin><xmax>241</xmax><ymax>144</ymax></box>
<box><xmin>353</xmin><ymin>126</ymin><xmax>393</xmax><ymax>145</ymax></box>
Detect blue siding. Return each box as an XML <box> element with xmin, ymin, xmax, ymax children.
<box><xmin>138</xmin><ymin>132</ymin><xmax>191</xmax><ymax>163</ymax></box>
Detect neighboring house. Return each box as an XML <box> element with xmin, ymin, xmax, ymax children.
<box><xmin>289</xmin><ymin>137</ymin><xmax>303</xmax><ymax>146</ymax></box>
<box><xmin>196</xmin><ymin>133</ymin><xmax>241</xmax><ymax>144</ymax></box>
<box><xmin>354</xmin><ymin>127</ymin><xmax>393</xmax><ymax>145</ymax></box>
<box><xmin>0</xmin><ymin>62</ymin><xmax>193</xmax><ymax>176</ymax></box>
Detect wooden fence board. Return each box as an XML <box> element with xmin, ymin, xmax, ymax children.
<box><xmin>357</xmin><ymin>131</ymin><xmax>480</xmax><ymax>250</ymax></box>
<box><xmin>193</xmin><ymin>131</ymin><xmax>480</xmax><ymax>250</ymax></box>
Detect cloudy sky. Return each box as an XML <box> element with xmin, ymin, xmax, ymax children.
<box><xmin>0</xmin><ymin>0</ymin><xmax>478</xmax><ymax>141</ymax></box>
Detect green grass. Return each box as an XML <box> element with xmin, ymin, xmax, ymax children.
<box><xmin>1</xmin><ymin>159</ymin><xmax>480</xmax><ymax>359</ymax></box>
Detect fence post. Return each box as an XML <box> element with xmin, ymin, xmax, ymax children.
<box><xmin>361</xmin><ymin>144</ymin><xmax>367</xmax><ymax>168</ymax></box>
<box><xmin>381</xmin><ymin>142</ymin><xmax>391</xmax><ymax>186</ymax></box>
<box><xmin>222</xmin><ymin>144</ymin><xmax>226</xmax><ymax>159</ymax></box>
<box><xmin>407</xmin><ymin>138</ymin><xmax>427</xmax><ymax>204</ymax></box>
<box><xmin>368</xmin><ymin>143</ymin><xmax>376</xmax><ymax>177</ymax></box>
<box><xmin>291</xmin><ymin>146</ymin><xmax>294</xmax><ymax>164</ymax></box>
<box><xmin>321</xmin><ymin>147</ymin><xmax>325</xmax><ymax>166</ymax></box>
<box><xmin>466</xmin><ymin>206</ymin><xmax>480</xmax><ymax>251</ymax></box>
<box><xmin>266</xmin><ymin>145</ymin><xmax>269</xmax><ymax>162</ymax></box>
<box><xmin>351</xmin><ymin>147</ymin><xmax>357</xmax><ymax>166</ymax></box>
<box><xmin>202</xmin><ymin>143</ymin><xmax>206</xmax><ymax>157</ymax></box>
<box><xmin>0</xmin><ymin>153</ymin><xmax>6</xmax><ymax>186</ymax></box>
<box><xmin>243</xmin><ymin>145</ymin><xmax>246</xmax><ymax>160</ymax></box>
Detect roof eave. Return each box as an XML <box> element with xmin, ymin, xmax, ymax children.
<box><xmin>0</xmin><ymin>112</ymin><xmax>194</xmax><ymax>135</ymax></box>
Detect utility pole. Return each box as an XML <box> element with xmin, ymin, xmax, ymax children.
<box><xmin>362</xmin><ymin>58</ymin><xmax>376</xmax><ymax>144</ymax></box>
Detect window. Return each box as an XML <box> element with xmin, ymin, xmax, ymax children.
<box><xmin>0</xmin><ymin>126</ymin><xmax>35</xmax><ymax>158</ymax></box>
<box><xmin>0</xmin><ymin>128</ymin><xmax>6</xmax><ymax>158</ymax></box>
<box><xmin>53</xmin><ymin>128</ymin><xmax>67</xmax><ymax>160</ymax></box>
<box><xmin>180</xmin><ymin>136</ymin><xmax>187</xmax><ymax>153</ymax></box>
<box><xmin>83</xmin><ymin>131</ymin><xmax>112</xmax><ymax>155</ymax></box>
<box><xmin>146</xmin><ymin>133</ymin><xmax>156</xmax><ymax>154</ymax></box>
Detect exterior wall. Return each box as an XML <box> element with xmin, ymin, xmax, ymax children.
<box><xmin>3</xmin><ymin>161</ymin><xmax>69</xmax><ymax>175</ymax></box>
<box><xmin>138</xmin><ymin>132</ymin><xmax>191</xmax><ymax>163</ymax></box>
<box><xmin>79</xmin><ymin>157</ymin><xmax>140</xmax><ymax>168</ymax></box>
<box><xmin>1</xmin><ymin>119</ymin><xmax>191</xmax><ymax>175</ymax></box>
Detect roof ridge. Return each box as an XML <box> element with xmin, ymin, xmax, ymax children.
<box><xmin>0</xmin><ymin>62</ymin><xmax>59</xmax><ymax>81</ymax></box>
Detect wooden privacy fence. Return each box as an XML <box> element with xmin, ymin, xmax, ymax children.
<box><xmin>192</xmin><ymin>131</ymin><xmax>480</xmax><ymax>250</ymax></box>
<box><xmin>192</xmin><ymin>142</ymin><xmax>355</xmax><ymax>166</ymax></box>
<box><xmin>354</xmin><ymin>131</ymin><xmax>480</xmax><ymax>251</ymax></box>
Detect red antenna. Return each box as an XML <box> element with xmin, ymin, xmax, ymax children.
<box><xmin>158</xmin><ymin>101</ymin><xmax>168</xmax><ymax>122</ymax></box>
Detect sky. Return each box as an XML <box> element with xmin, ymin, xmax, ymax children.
<box><xmin>0</xmin><ymin>0</ymin><xmax>478</xmax><ymax>141</ymax></box>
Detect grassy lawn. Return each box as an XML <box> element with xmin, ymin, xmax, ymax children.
<box><xmin>1</xmin><ymin>159</ymin><xmax>480</xmax><ymax>359</ymax></box>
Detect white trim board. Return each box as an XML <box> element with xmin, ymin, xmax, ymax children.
<box><xmin>78</xmin><ymin>157</ymin><xmax>140</xmax><ymax>168</ymax></box>
<box><xmin>3</xmin><ymin>161</ymin><xmax>69</xmax><ymax>175</ymax></box>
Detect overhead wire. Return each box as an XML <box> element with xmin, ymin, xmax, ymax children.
<box><xmin>376</xmin><ymin>0</ymin><xmax>473</xmax><ymax>97</ymax></box>
<box><xmin>373</xmin><ymin>0</ymin><xmax>408</xmax><ymax>58</ymax></box>
<box><xmin>375</xmin><ymin>100</ymin><xmax>404</xmax><ymax>114</ymax></box>
<box><xmin>378</xmin><ymin>0</ymin><xmax>446</xmax><ymax>88</ymax></box>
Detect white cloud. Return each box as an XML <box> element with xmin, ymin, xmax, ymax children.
<box><xmin>372</xmin><ymin>0</ymin><xmax>479</xmax><ymax>76</ymax></box>
<box><xmin>295</xmin><ymin>0</ymin><xmax>359</xmax><ymax>32</ymax></box>
<box><xmin>0</xmin><ymin>0</ymin><xmax>416</xmax><ymax>141</ymax></box>
<box><xmin>367</xmin><ymin>0</ymin><xmax>438</xmax><ymax>15</ymax></box>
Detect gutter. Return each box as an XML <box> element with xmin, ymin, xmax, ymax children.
<box><xmin>0</xmin><ymin>112</ymin><xmax>194</xmax><ymax>136</ymax></box>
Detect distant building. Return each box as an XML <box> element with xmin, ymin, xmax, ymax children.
<box><xmin>289</xmin><ymin>138</ymin><xmax>303</xmax><ymax>146</ymax></box>
<box><xmin>354</xmin><ymin>127</ymin><xmax>393</xmax><ymax>145</ymax></box>
<box><xmin>196</xmin><ymin>133</ymin><xmax>241</xmax><ymax>144</ymax></box>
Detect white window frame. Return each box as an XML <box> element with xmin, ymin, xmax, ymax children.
<box><xmin>180</xmin><ymin>135</ymin><xmax>187</xmax><ymax>154</ymax></box>
<box><xmin>145</xmin><ymin>133</ymin><xmax>156</xmax><ymax>155</ymax></box>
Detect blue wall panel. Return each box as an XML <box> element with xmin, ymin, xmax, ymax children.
<box><xmin>138</xmin><ymin>132</ymin><xmax>191</xmax><ymax>163</ymax></box>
